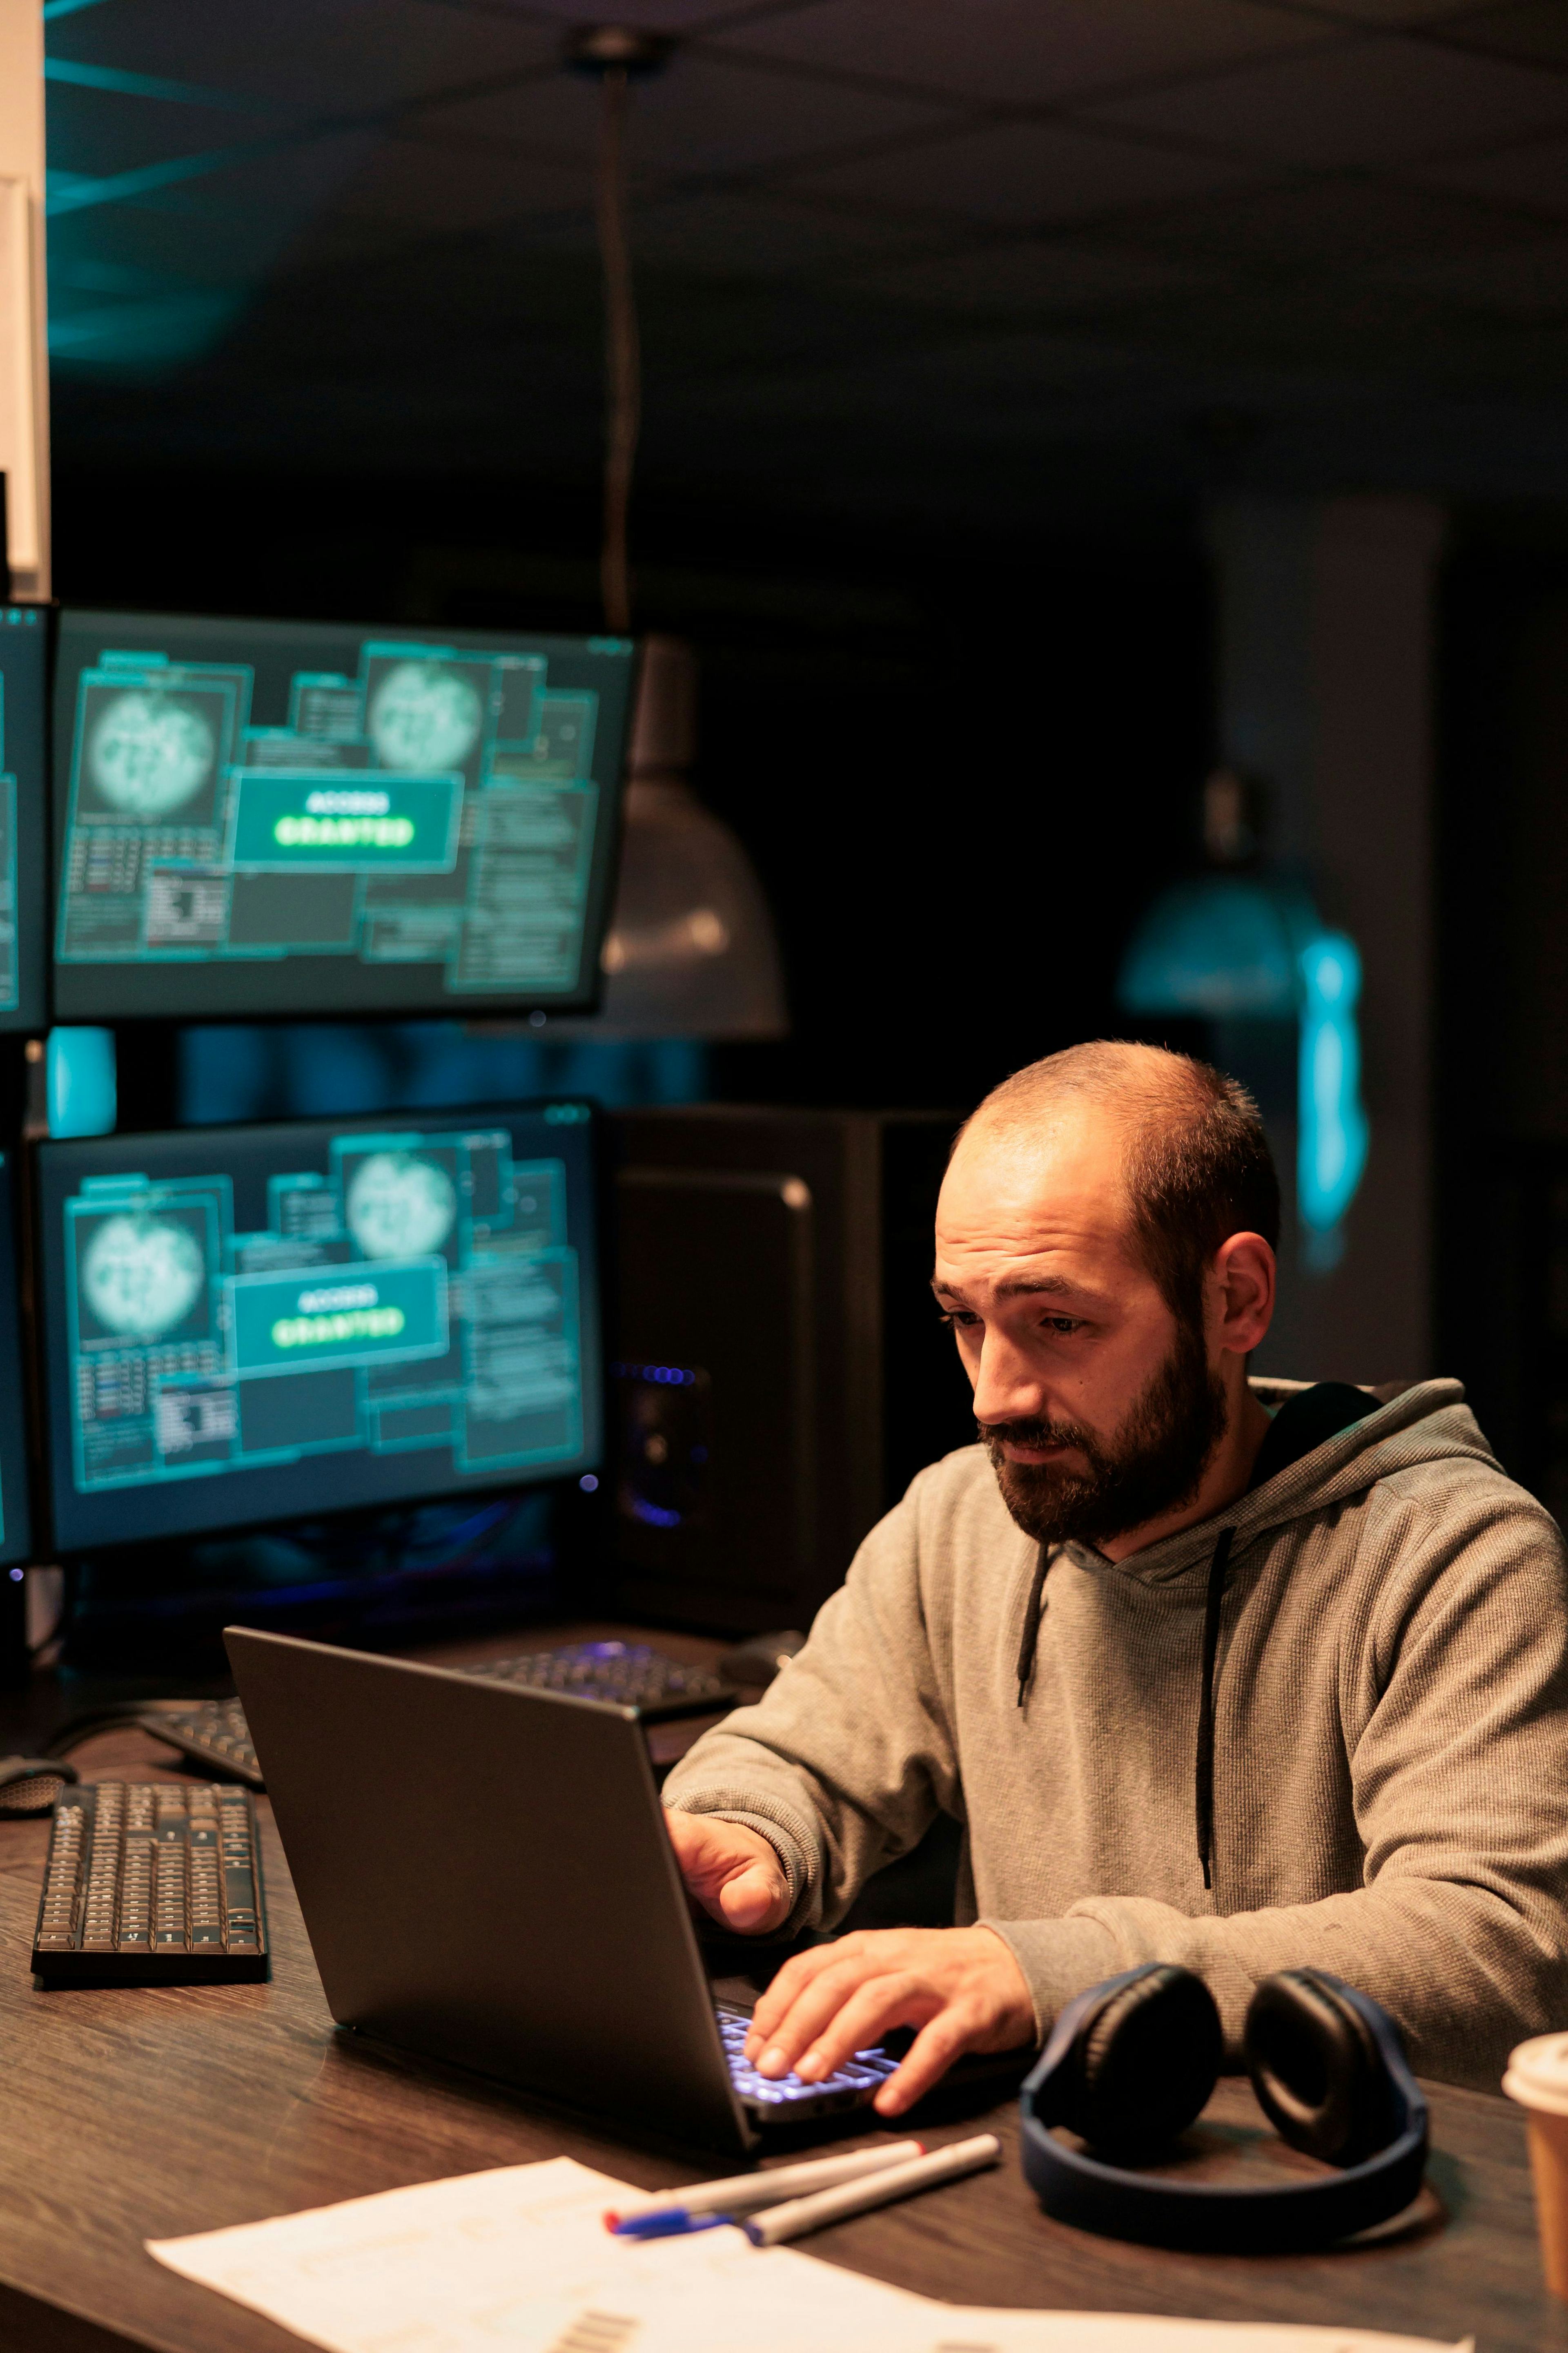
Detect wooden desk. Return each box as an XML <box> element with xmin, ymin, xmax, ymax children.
<box><xmin>0</xmin><ymin>1689</ymin><xmax>1563</xmax><ymax>2352</ymax></box>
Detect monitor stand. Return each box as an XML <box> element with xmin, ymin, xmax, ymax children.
<box><xmin>53</xmin><ymin>1488</ymin><xmax>593</xmax><ymax>1682</ymax></box>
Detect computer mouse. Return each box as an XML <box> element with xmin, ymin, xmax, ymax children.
<box><xmin>0</xmin><ymin>1756</ymin><xmax>80</xmax><ymax>1815</ymax></box>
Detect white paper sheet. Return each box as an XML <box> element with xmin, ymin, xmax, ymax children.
<box><xmin>146</xmin><ymin>2155</ymin><xmax>1474</xmax><ymax>2353</ymax></box>
<box><xmin>923</xmin><ymin>2322</ymin><xmax>1474</xmax><ymax>2353</ymax></box>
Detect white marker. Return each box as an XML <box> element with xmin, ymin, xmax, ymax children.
<box><xmin>742</xmin><ymin>2133</ymin><xmax>1002</xmax><ymax>2245</ymax></box>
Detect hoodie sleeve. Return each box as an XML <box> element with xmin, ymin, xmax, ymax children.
<box><xmin>662</xmin><ymin>1469</ymin><xmax>963</xmax><ymax>1929</ymax></box>
<box><xmin>985</xmin><ymin>1479</ymin><xmax>1568</xmax><ymax>2091</ymax></box>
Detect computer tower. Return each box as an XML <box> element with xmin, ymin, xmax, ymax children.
<box><xmin>605</xmin><ymin>1106</ymin><xmax>974</xmax><ymax>1633</ymax></box>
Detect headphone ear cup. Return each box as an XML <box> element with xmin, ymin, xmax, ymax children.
<box><xmin>1245</xmin><ymin>1970</ymin><xmax>1392</xmax><ymax>2166</ymax></box>
<box><xmin>1064</xmin><ymin>1964</ymin><xmax>1223</xmax><ymax>2160</ymax></box>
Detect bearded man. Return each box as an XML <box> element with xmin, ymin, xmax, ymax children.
<box><xmin>661</xmin><ymin>1041</ymin><xmax>1568</xmax><ymax>2110</ymax></box>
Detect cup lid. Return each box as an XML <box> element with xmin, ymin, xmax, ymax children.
<box><xmin>1504</xmin><ymin>2033</ymin><xmax>1568</xmax><ymax>2116</ymax></box>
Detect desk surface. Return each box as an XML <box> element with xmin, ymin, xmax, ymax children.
<box><xmin>0</xmin><ymin>1631</ymin><xmax>1564</xmax><ymax>2353</ymax></box>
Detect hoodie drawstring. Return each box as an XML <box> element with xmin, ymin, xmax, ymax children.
<box><xmin>1018</xmin><ymin>1521</ymin><xmax>1238</xmax><ymax>1891</ymax></box>
<box><xmin>1015</xmin><ymin>1547</ymin><xmax>1049</xmax><ymax>1706</ymax></box>
<box><xmin>1194</xmin><ymin>1525</ymin><xmax>1236</xmax><ymax>1892</ymax></box>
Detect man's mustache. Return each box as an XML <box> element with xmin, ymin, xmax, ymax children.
<box><xmin>980</xmin><ymin>1416</ymin><xmax>1095</xmax><ymax>1457</ymax></box>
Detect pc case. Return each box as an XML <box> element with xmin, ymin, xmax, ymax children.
<box><xmin>605</xmin><ymin>1106</ymin><xmax>974</xmax><ymax>1633</ymax></box>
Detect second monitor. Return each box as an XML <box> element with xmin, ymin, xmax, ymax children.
<box><xmin>51</xmin><ymin>610</ymin><xmax>636</xmax><ymax>1021</ymax></box>
<box><xmin>36</xmin><ymin>1103</ymin><xmax>601</xmax><ymax>1555</ymax></box>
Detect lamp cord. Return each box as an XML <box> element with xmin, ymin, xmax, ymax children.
<box><xmin>596</xmin><ymin>64</ymin><xmax>640</xmax><ymax>636</ymax></box>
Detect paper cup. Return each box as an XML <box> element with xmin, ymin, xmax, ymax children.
<box><xmin>1504</xmin><ymin>2034</ymin><xmax>1568</xmax><ymax>2297</ymax></box>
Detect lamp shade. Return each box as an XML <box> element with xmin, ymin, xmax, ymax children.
<box><xmin>1117</xmin><ymin>874</ymin><xmax>1319</xmax><ymax>1020</ymax></box>
<box><xmin>541</xmin><ymin>636</ymin><xmax>786</xmax><ymax>1042</ymax></box>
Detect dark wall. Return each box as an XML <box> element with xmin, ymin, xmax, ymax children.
<box><xmin>1437</xmin><ymin>520</ymin><xmax>1568</xmax><ymax>1494</ymax></box>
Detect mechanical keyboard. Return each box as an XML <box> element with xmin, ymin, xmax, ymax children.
<box><xmin>462</xmin><ymin>1642</ymin><xmax>738</xmax><ymax>1720</ymax></box>
<box><xmin>715</xmin><ymin>2001</ymin><xmax>898</xmax><ymax>2121</ymax></box>
<box><xmin>130</xmin><ymin>1646</ymin><xmax>737</xmax><ymax>1793</ymax></box>
<box><xmin>137</xmin><ymin>1698</ymin><xmax>263</xmax><ymax>1788</ymax></box>
<box><xmin>32</xmin><ymin>1781</ymin><xmax>268</xmax><ymax>1985</ymax></box>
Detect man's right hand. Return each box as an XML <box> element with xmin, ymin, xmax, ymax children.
<box><xmin>664</xmin><ymin>1809</ymin><xmax>791</xmax><ymax>1934</ymax></box>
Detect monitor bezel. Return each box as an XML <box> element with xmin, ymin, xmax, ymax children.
<box><xmin>0</xmin><ymin>600</ymin><xmax>54</xmax><ymax>1036</ymax></box>
<box><xmin>32</xmin><ymin>1098</ymin><xmax>606</xmax><ymax>1560</ymax></box>
<box><xmin>0</xmin><ymin>1150</ymin><xmax>36</xmax><ymax>1570</ymax></box>
<box><xmin>47</xmin><ymin>605</ymin><xmax>636</xmax><ymax>1026</ymax></box>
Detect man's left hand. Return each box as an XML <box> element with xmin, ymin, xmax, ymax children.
<box><xmin>743</xmin><ymin>1925</ymin><xmax>1036</xmax><ymax>2116</ymax></box>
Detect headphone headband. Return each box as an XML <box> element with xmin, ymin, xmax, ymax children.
<box><xmin>1020</xmin><ymin>1968</ymin><xmax>1428</xmax><ymax>2252</ymax></box>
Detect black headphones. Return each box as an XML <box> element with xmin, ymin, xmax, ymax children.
<box><xmin>1020</xmin><ymin>1964</ymin><xmax>1428</xmax><ymax>2251</ymax></box>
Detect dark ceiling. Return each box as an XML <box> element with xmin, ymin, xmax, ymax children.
<box><xmin>39</xmin><ymin>0</ymin><xmax>1568</xmax><ymax>535</ymax></box>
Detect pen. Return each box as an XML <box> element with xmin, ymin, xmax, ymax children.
<box><xmin>742</xmin><ymin>2133</ymin><xmax>1002</xmax><ymax>2246</ymax></box>
<box><xmin>606</xmin><ymin>2139</ymin><xmax>926</xmax><ymax>2236</ymax></box>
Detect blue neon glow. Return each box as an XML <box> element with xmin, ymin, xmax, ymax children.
<box><xmin>1297</xmin><ymin>933</ymin><xmax>1368</xmax><ymax>1256</ymax></box>
<box><xmin>47</xmin><ymin>1028</ymin><xmax>118</xmax><ymax>1140</ymax></box>
<box><xmin>43</xmin><ymin>57</ymin><xmax>285</xmax><ymax>109</ymax></box>
<box><xmin>1117</xmin><ymin>879</ymin><xmax>1369</xmax><ymax>1266</ymax></box>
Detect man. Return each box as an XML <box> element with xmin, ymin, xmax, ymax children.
<box><xmin>662</xmin><ymin>1041</ymin><xmax>1568</xmax><ymax>2115</ymax></box>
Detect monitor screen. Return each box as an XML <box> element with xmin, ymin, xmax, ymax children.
<box><xmin>0</xmin><ymin>604</ymin><xmax>49</xmax><ymax>1032</ymax></box>
<box><xmin>37</xmin><ymin>1102</ymin><xmax>600</xmax><ymax>1555</ymax></box>
<box><xmin>0</xmin><ymin>1153</ymin><xmax>33</xmax><ymax>1569</ymax></box>
<box><xmin>50</xmin><ymin>610</ymin><xmax>635</xmax><ymax>1022</ymax></box>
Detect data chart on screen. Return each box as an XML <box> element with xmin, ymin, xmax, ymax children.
<box><xmin>51</xmin><ymin>611</ymin><xmax>635</xmax><ymax>1021</ymax></box>
<box><xmin>38</xmin><ymin>1104</ymin><xmax>601</xmax><ymax>1554</ymax></box>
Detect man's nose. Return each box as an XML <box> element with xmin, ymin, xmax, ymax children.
<box><xmin>970</xmin><ymin>1329</ymin><xmax>1047</xmax><ymax>1427</ymax></box>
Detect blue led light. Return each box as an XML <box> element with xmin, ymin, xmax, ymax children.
<box><xmin>630</xmin><ymin>1498</ymin><xmax>681</xmax><ymax>1529</ymax></box>
<box><xmin>579</xmin><ymin>1473</ymin><xmax>599</xmax><ymax>1492</ymax></box>
<box><xmin>1297</xmin><ymin>932</ymin><xmax>1368</xmax><ymax>1260</ymax></box>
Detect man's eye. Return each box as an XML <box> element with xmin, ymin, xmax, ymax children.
<box><xmin>937</xmin><ymin>1309</ymin><xmax>979</xmax><ymax>1329</ymax></box>
<box><xmin>1042</xmin><ymin>1316</ymin><xmax>1082</xmax><ymax>1336</ymax></box>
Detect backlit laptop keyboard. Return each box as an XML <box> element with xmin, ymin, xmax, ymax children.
<box><xmin>716</xmin><ymin>2001</ymin><xmax>898</xmax><ymax>2120</ymax></box>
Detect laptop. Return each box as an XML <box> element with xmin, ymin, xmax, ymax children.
<box><xmin>225</xmin><ymin>1626</ymin><xmax>897</xmax><ymax>2151</ymax></box>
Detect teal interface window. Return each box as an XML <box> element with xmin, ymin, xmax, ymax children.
<box><xmin>51</xmin><ymin>611</ymin><xmax>636</xmax><ymax>1023</ymax></box>
<box><xmin>38</xmin><ymin>1103</ymin><xmax>601</xmax><ymax>1555</ymax></box>
<box><xmin>0</xmin><ymin>1153</ymin><xmax>33</xmax><ymax>1570</ymax></box>
<box><xmin>0</xmin><ymin>604</ymin><xmax>49</xmax><ymax>1032</ymax></box>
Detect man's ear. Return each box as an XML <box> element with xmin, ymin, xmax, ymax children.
<box><xmin>1212</xmin><ymin>1231</ymin><xmax>1275</xmax><ymax>1356</ymax></box>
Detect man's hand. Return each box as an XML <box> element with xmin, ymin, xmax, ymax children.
<box><xmin>743</xmin><ymin>1926</ymin><xmax>1035</xmax><ymax>2116</ymax></box>
<box><xmin>664</xmin><ymin>1809</ymin><xmax>791</xmax><ymax>1934</ymax></box>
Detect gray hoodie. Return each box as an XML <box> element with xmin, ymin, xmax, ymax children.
<box><xmin>663</xmin><ymin>1378</ymin><xmax>1568</xmax><ymax>2090</ymax></box>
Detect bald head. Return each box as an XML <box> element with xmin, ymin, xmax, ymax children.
<box><xmin>951</xmin><ymin>1042</ymin><xmax>1278</xmax><ymax>1326</ymax></box>
<box><xmin>961</xmin><ymin>1040</ymin><xmax>1218</xmax><ymax>1154</ymax></box>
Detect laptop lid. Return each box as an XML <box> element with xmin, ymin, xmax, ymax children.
<box><xmin>225</xmin><ymin>1626</ymin><xmax>752</xmax><ymax>2152</ymax></box>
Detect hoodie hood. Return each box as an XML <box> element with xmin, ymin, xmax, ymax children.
<box><xmin>1020</xmin><ymin>1372</ymin><xmax>1497</xmax><ymax>1891</ymax></box>
<box><xmin>1054</xmin><ymin>1376</ymin><xmax>1491</xmax><ymax>1588</ymax></box>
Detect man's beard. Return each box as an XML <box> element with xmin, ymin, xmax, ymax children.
<box><xmin>983</xmin><ymin>1319</ymin><xmax>1229</xmax><ymax>1552</ymax></box>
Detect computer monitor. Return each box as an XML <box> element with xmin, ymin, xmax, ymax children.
<box><xmin>36</xmin><ymin>1102</ymin><xmax>601</xmax><ymax>1556</ymax></box>
<box><xmin>50</xmin><ymin>611</ymin><xmax>636</xmax><ymax>1023</ymax></box>
<box><xmin>0</xmin><ymin>1152</ymin><xmax>34</xmax><ymax>1572</ymax></box>
<box><xmin>0</xmin><ymin>603</ymin><xmax>49</xmax><ymax>1032</ymax></box>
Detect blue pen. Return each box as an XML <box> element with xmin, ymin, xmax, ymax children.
<box><xmin>604</xmin><ymin>2139</ymin><xmax>925</xmax><ymax>2237</ymax></box>
<box><xmin>609</xmin><ymin>2207</ymin><xmax>735</xmax><ymax>2240</ymax></box>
